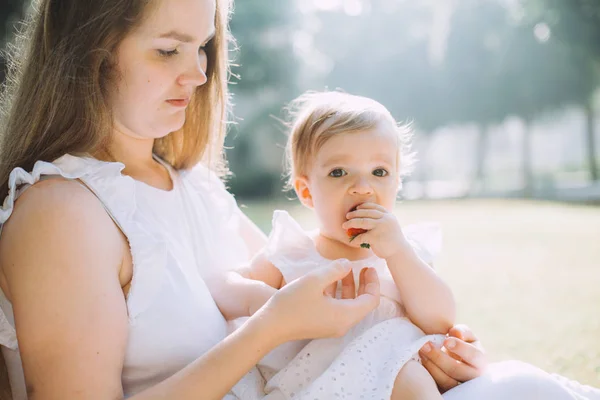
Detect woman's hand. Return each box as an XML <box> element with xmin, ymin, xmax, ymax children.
<box><xmin>419</xmin><ymin>324</ymin><xmax>488</xmax><ymax>392</ymax></box>
<box><xmin>257</xmin><ymin>263</ymin><xmax>380</xmax><ymax>344</ymax></box>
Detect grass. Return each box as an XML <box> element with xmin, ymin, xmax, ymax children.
<box><xmin>238</xmin><ymin>198</ymin><xmax>600</xmax><ymax>387</ymax></box>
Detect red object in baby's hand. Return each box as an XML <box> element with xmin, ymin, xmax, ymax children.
<box><xmin>347</xmin><ymin>228</ymin><xmax>367</xmax><ymax>239</ymax></box>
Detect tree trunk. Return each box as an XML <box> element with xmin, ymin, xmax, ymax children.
<box><xmin>584</xmin><ymin>99</ymin><xmax>598</xmax><ymax>182</ymax></box>
<box><xmin>418</xmin><ymin>133</ymin><xmax>432</xmax><ymax>199</ymax></box>
<box><xmin>471</xmin><ymin>124</ymin><xmax>488</xmax><ymax>195</ymax></box>
<box><xmin>522</xmin><ymin>120</ymin><xmax>534</xmax><ymax>197</ymax></box>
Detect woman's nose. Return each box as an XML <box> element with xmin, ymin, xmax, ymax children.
<box><xmin>178</xmin><ymin>52</ymin><xmax>208</xmax><ymax>87</ymax></box>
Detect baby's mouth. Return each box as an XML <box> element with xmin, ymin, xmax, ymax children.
<box><xmin>348</xmin><ymin>203</ymin><xmax>362</xmax><ymax>214</ymax></box>
<box><xmin>346</xmin><ymin>203</ymin><xmax>368</xmax><ymax>242</ymax></box>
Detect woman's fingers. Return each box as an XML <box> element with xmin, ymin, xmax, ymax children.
<box><xmin>340</xmin><ymin>269</ymin><xmax>356</xmax><ymax>299</ymax></box>
<box><xmin>357</xmin><ymin>268</ymin><xmax>366</xmax><ymax>297</ymax></box>
<box><xmin>446</xmin><ymin>324</ymin><xmax>486</xmax><ymax>371</ymax></box>
<box><xmin>356</xmin><ymin>267</ymin><xmax>378</xmax><ymax>297</ymax></box>
<box><xmin>314</xmin><ymin>262</ymin><xmax>352</xmax><ymax>288</ymax></box>
<box><xmin>419</xmin><ymin>342</ymin><xmax>481</xmax><ymax>383</ymax></box>
<box><xmin>420</xmin><ymin>353</ymin><xmax>461</xmax><ymax>393</ymax></box>
<box><xmin>338</xmin><ymin>268</ymin><xmax>380</xmax><ymax>324</ymax></box>
<box><xmin>324</xmin><ymin>282</ymin><xmax>337</xmax><ymax>298</ymax></box>
<box><xmin>444</xmin><ymin>337</ymin><xmax>487</xmax><ymax>372</ymax></box>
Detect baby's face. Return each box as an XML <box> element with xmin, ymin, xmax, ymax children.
<box><xmin>302</xmin><ymin>125</ymin><xmax>401</xmax><ymax>244</ymax></box>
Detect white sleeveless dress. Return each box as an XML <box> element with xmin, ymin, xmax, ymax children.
<box><xmin>0</xmin><ymin>154</ymin><xmax>264</xmax><ymax>399</ymax></box>
<box><xmin>0</xmin><ymin>154</ymin><xmax>598</xmax><ymax>400</ymax></box>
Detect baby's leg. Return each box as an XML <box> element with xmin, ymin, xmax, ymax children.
<box><xmin>391</xmin><ymin>360</ymin><xmax>443</xmax><ymax>400</ymax></box>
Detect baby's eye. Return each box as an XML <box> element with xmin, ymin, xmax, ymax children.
<box><xmin>329</xmin><ymin>168</ymin><xmax>347</xmax><ymax>178</ymax></box>
<box><xmin>373</xmin><ymin>168</ymin><xmax>388</xmax><ymax>177</ymax></box>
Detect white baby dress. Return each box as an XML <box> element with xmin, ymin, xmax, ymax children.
<box><xmin>256</xmin><ymin>210</ymin><xmax>447</xmax><ymax>400</ymax></box>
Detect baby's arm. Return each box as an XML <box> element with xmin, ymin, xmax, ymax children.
<box><xmin>345</xmin><ymin>203</ymin><xmax>454</xmax><ymax>334</ymax></box>
<box><xmin>386</xmin><ymin>245</ymin><xmax>455</xmax><ymax>335</ymax></box>
<box><xmin>207</xmin><ymin>251</ymin><xmax>284</xmax><ymax>320</ymax></box>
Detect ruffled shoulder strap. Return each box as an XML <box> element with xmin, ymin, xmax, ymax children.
<box><xmin>404</xmin><ymin>222</ymin><xmax>442</xmax><ymax>266</ymax></box>
<box><xmin>264</xmin><ymin>210</ymin><xmax>322</xmax><ymax>282</ymax></box>
<box><xmin>0</xmin><ymin>154</ymin><xmax>125</xmax><ymax>227</ymax></box>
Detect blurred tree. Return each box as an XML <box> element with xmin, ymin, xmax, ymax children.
<box><xmin>498</xmin><ymin>22</ymin><xmax>586</xmax><ymax>195</ymax></box>
<box><xmin>313</xmin><ymin>1</ymin><xmax>441</xmax><ymax>129</ymax></box>
<box><xmin>439</xmin><ymin>0</ymin><xmax>510</xmax><ymax>193</ymax></box>
<box><xmin>227</xmin><ymin>0</ymin><xmax>299</xmax><ymax>198</ymax></box>
<box><xmin>311</xmin><ymin>0</ymin><xmax>599</xmax><ymax>196</ymax></box>
<box><xmin>1</xmin><ymin>0</ymin><xmax>26</xmax><ymax>83</ymax></box>
<box><xmin>310</xmin><ymin>1</ymin><xmax>445</xmax><ymax>193</ymax></box>
<box><xmin>523</xmin><ymin>0</ymin><xmax>600</xmax><ymax>181</ymax></box>
<box><xmin>442</xmin><ymin>0</ymin><xmax>589</xmax><ymax>195</ymax></box>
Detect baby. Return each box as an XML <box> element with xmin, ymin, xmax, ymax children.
<box><xmin>220</xmin><ymin>91</ymin><xmax>455</xmax><ymax>400</ymax></box>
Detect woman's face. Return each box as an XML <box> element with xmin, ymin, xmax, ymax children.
<box><xmin>109</xmin><ymin>0</ymin><xmax>216</xmax><ymax>140</ymax></box>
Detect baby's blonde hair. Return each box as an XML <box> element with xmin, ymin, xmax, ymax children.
<box><xmin>284</xmin><ymin>91</ymin><xmax>416</xmax><ymax>190</ymax></box>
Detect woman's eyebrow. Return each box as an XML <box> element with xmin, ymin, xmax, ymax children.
<box><xmin>158</xmin><ymin>29</ymin><xmax>216</xmax><ymax>44</ymax></box>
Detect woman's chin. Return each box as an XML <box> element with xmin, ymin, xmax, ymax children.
<box><xmin>156</xmin><ymin>119</ymin><xmax>186</xmax><ymax>138</ymax></box>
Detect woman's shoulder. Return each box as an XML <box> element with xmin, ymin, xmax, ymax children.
<box><xmin>0</xmin><ymin>178</ymin><xmax>125</xmax><ymax>294</ymax></box>
<box><xmin>4</xmin><ymin>176</ymin><xmax>115</xmax><ymax>230</ymax></box>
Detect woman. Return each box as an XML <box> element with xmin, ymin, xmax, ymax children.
<box><xmin>0</xmin><ymin>0</ymin><xmax>595</xmax><ymax>399</ymax></box>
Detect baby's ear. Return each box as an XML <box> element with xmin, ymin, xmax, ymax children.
<box><xmin>294</xmin><ymin>176</ymin><xmax>314</xmax><ymax>209</ymax></box>
<box><xmin>396</xmin><ymin>175</ymin><xmax>403</xmax><ymax>193</ymax></box>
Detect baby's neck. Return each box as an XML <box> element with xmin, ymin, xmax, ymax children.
<box><xmin>314</xmin><ymin>233</ymin><xmax>374</xmax><ymax>262</ymax></box>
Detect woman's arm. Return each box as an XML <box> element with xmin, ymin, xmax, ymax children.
<box><xmin>0</xmin><ymin>180</ymin><xmax>130</xmax><ymax>399</ymax></box>
<box><xmin>134</xmin><ymin>264</ymin><xmax>380</xmax><ymax>400</ymax></box>
<box><xmin>2</xmin><ymin>182</ymin><xmax>380</xmax><ymax>399</ymax></box>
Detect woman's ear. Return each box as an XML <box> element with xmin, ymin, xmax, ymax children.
<box><xmin>294</xmin><ymin>176</ymin><xmax>314</xmax><ymax>209</ymax></box>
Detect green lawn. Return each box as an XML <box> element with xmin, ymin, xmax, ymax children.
<box><xmin>239</xmin><ymin>198</ymin><xmax>600</xmax><ymax>387</ymax></box>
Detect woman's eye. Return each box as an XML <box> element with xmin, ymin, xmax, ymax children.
<box><xmin>329</xmin><ymin>169</ymin><xmax>347</xmax><ymax>178</ymax></box>
<box><xmin>373</xmin><ymin>168</ymin><xmax>388</xmax><ymax>177</ymax></box>
<box><xmin>158</xmin><ymin>49</ymin><xmax>179</xmax><ymax>57</ymax></box>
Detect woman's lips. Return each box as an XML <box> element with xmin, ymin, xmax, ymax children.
<box><xmin>166</xmin><ymin>98</ymin><xmax>190</xmax><ymax>107</ymax></box>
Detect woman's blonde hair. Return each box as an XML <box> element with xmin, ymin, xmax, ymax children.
<box><xmin>0</xmin><ymin>0</ymin><xmax>233</xmax><ymax>201</ymax></box>
<box><xmin>284</xmin><ymin>91</ymin><xmax>416</xmax><ymax>191</ymax></box>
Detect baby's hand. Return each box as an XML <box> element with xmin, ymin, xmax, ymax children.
<box><xmin>343</xmin><ymin>202</ymin><xmax>410</xmax><ymax>259</ymax></box>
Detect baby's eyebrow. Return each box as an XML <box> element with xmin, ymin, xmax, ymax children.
<box><xmin>370</xmin><ymin>153</ymin><xmax>395</xmax><ymax>162</ymax></box>
<box><xmin>320</xmin><ymin>154</ymin><xmax>351</xmax><ymax>167</ymax></box>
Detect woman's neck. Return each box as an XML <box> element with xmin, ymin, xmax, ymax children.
<box><xmin>314</xmin><ymin>232</ymin><xmax>374</xmax><ymax>262</ymax></box>
<box><xmin>102</xmin><ymin>129</ymin><xmax>156</xmax><ymax>168</ymax></box>
<box><xmin>97</xmin><ymin>130</ymin><xmax>173</xmax><ymax>191</ymax></box>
